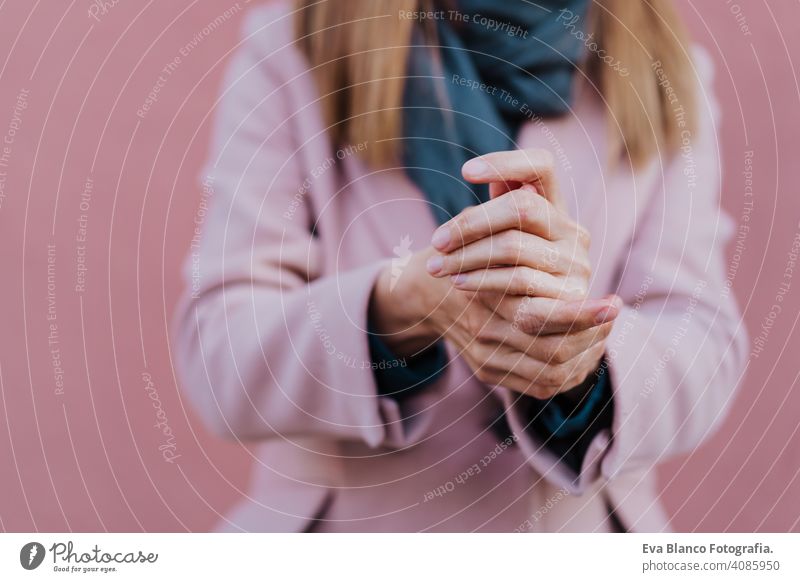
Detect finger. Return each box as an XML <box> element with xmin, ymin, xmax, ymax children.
<box><xmin>468</xmin><ymin>349</ymin><xmax>550</xmax><ymax>397</ymax></box>
<box><xmin>483</xmin><ymin>294</ymin><xmax>622</xmax><ymax>335</ymax></box>
<box><xmin>487</xmin><ymin>371</ymin><xmax>553</xmax><ymax>399</ymax></box>
<box><xmin>480</xmin><ymin>362</ymin><xmax>562</xmax><ymax>400</ymax></box>
<box><xmin>506</xmin><ymin>339</ymin><xmax>606</xmax><ymax>397</ymax></box>
<box><xmin>428</xmin><ymin>230</ymin><xmax>567</xmax><ymax>275</ymax></box>
<box><xmin>430</xmin><ymin>185</ymin><xmax>571</xmax><ymax>252</ymax></box>
<box><xmin>554</xmin><ymin>339</ymin><xmax>608</xmax><ymax>392</ymax></box>
<box><xmin>472</xmin><ymin>340</ymin><xmax>605</xmax><ymax>400</ymax></box>
<box><xmin>532</xmin><ymin>322</ymin><xmax>613</xmax><ymax>365</ymax></box>
<box><xmin>450</xmin><ymin>267</ymin><xmax>587</xmax><ymax>300</ymax></box>
<box><xmin>461</xmin><ymin>148</ymin><xmax>565</xmax><ymax>211</ymax></box>
<box><xmin>478</xmin><ymin>318</ymin><xmax>611</xmax><ymax>363</ymax></box>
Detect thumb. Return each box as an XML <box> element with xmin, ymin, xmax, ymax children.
<box><xmin>462</xmin><ymin>149</ymin><xmax>566</xmax><ymax>212</ymax></box>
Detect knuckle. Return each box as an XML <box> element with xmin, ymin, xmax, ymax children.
<box><xmin>510</xmin><ymin>268</ymin><xmax>534</xmax><ymax>294</ymax></box>
<box><xmin>582</xmin><ymin>327</ymin><xmax>602</xmax><ymax>345</ymax></box>
<box><xmin>551</xmin><ymin>344</ymin><xmax>573</xmax><ymax>365</ymax></box>
<box><xmin>471</xmin><ymin>339</ymin><xmax>494</xmax><ymax>363</ymax></box>
<box><xmin>498</xmin><ymin>230</ymin><xmax>520</xmax><ymax>258</ymax></box>
<box><xmin>476</xmin><ymin>324</ymin><xmax>500</xmax><ymax>344</ymax></box>
<box><xmin>563</xmin><ymin>247</ymin><xmax>590</xmax><ymax>276</ymax></box>
<box><xmin>463</xmin><ymin>309</ymin><xmax>485</xmax><ymax>335</ymax></box>
<box><xmin>542</xmin><ymin>244</ymin><xmax>561</xmax><ymax>269</ymax></box>
<box><xmin>545</xmin><ymin>365</ymin><xmax>570</xmax><ymax>387</ymax></box>
<box><xmin>471</xmin><ymin>352</ymin><xmax>497</xmax><ymax>379</ymax></box>
<box><xmin>512</xmin><ymin>191</ymin><xmax>539</xmax><ymax>225</ymax></box>
<box><xmin>454</xmin><ymin>209</ymin><xmax>475</xmax><ymax>238</ymax></box>
<box><xmin>563</xmin><ymin>277</ymin><xmax>589</xmax><ymax>299</ymax></box>
<box><xmin>540</xmin><ymin>202</ymin><xmax>558</xmax><ymax>227</ymax></box>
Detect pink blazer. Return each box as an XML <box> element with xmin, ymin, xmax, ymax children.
<box><xmin>172</xmin><ymin>1</ymin><xmax>748</xmax><ymax>532</ymax></box>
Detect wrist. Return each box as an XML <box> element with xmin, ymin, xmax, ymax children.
<box><xmin>369</xmin><ymin>252</ymin><xmax>440</xmax><ymax>356</ymax></box>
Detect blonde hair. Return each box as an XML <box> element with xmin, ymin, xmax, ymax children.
<box><xmin>295</xmin><ymin>0</ymin><xmax>696</xmax><ymax>169</ymax></box>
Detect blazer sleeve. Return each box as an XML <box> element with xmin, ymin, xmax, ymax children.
<box><xmin>171</xmin><ymin>16</ymin><xmax>447</xmax><ymax>447</ymax></box>
<box><xmin>497</xmin><ymin>47</ymin><xmax>749</xmax><ymax>494</ymax></box>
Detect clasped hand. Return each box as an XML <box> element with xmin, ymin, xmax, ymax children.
<box><xmin>372</xmin><ymin>149</ymin><xmax>620</xmax><ymax>400</ymax></box>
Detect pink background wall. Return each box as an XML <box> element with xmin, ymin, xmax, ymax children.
<box><xmin>0</xmin><ymin>0</ymin><xmax>797</xmax><ymax>532</ymax></box>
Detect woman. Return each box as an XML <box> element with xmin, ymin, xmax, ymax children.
<box><xmin>173</xmin><ymin>0</ymin><xmax>747</xmax><ymax>532</ymax></box>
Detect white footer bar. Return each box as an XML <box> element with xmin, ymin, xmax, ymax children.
<box><xmin>2</xmin><ymin>533</ymin><xmax>798</xmax><ymax>581</ymax></box>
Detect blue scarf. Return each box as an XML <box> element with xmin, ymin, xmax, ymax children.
<box><xmin>403</xmin><ymin>0</ymin><xmax>589</xmax><ymax>224</ymax></box>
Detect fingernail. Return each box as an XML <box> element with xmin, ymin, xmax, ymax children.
<box><xmin>463</xmin><ymin>158</ymin><xmax>488</xmax><ymax>177</ymax></box>
<box><xmin>431</xmin><ymin>227</ymin><xmax>451</xmax><ymax>250</ymax></box>
<box><xmin>451</xmin><ymin>274</ymin><xmax>466</xmax><ymax>286</ymax></box>
<box><xmin>594</xmin><ymin>305</ymin><xmax>619</xmax><ymax>324</ymax></box>
<box><xmin>426</xmin><ymin>255</ymin><xmax>444</xmax><ymax>275</ymax></box>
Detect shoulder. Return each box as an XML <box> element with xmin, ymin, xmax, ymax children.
<box><xmin>209</xmin><ymin>1</ymin><xmax>312</xmax><ymax>154</ymax></box>
<box><xmin>234</xmin><ymin>0</ymin><xmax>307</xmax><ymax>77</ymax></box>
<box><xmin>215</xmin><ymin>0</ymin><xmax>315</xmax><ymax>123</ymax></box>
<box><xmin>690</xmin><ymin>43</ymin><xmax>720</xmax><ymax>124</ymax></box>
<box><xmin>239</xmin><ymin>0</ymin><xmax>295</xmax><ymax>43</ymax></box>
